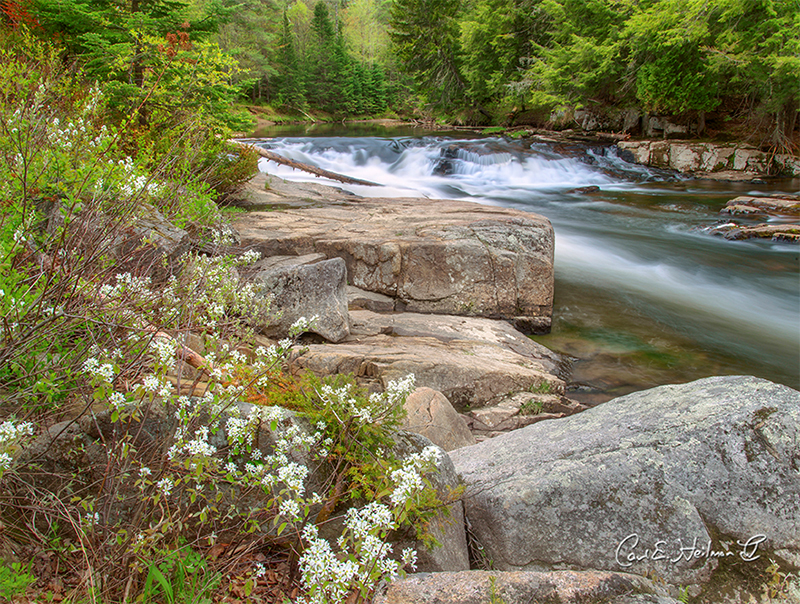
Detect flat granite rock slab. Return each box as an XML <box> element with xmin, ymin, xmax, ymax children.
<box><xmin>289</xmin><ymin>312</ymin><xmax>565</xmax><ymax>412</ymax></box>
<box><xmin>349</xmin><ymin>310</ymin><xmax>561</xmax><ymax>363</ymax></box>
<box><xmin>234</xmin><ymin>176</ymin><xmax>554</xmax><ymax>331</ymax></box>
<box><xmin>374</xmin><ymin>570</ymin><xmax>681</xmax><ymax>604</ymax></box>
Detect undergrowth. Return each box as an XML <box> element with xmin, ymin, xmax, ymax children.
<box><xmin>0</xmin><ymin>27</ymin><xmax>445</xmax><ymax>604</ymax></box>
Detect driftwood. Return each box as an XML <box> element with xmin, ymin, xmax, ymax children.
<box><xmin>231</xmin><ymin>140</ymin><xmax>381</xmax><ymax>187</ymax></box>
<box><xmin>143</xmin><ymin>325</ymin><xmax>213</xmax><ymax>373</ymax></box>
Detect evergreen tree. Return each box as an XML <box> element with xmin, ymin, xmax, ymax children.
<box><xmin>389</xmin><ymin>0</ymin><xmax>467</xmax><ymax>107</ymax></box>
<box><xmin>31</xmin><ymin>0</ymin><xmax>239</xmax><ymax>123</ymax></box>
<box><xmin>276</xmin><ymin>10</ymin><xmax>305</xmax><ymax>107</ymax></box>
<box><xmin>216</xmin><ymin>0</ymin><xmax>281</xmax><ymax>102</ymax></box>
<box><xmin>306</xmin><ymin>1</ymin><xmax>338</xmax><ymax>110</ymax></box>
<box><xmin>370</xmin><ymin>62</ymin><xmax>388</xmax><ymax>112</ymax></box>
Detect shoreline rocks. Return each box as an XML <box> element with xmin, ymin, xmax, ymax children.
<box><xmin>617</xmin><ymin>140</ymin><xmax>800</xmax><ymax>179</ymax></box>
<box><xmin>450</xmin><ymin>376</ymin><xmax>800</xmax><ymax>586</ymax></box>
<box><xmin>235</xmin><ymin>173</ymin><xmax>555</xmax><ymax>334</ymax></box>
<box><xmin>249</xmin><ymin>253</ymin><xmax>351</xmax><ymax>341</ymax></box>
<box><xmin>705</xmin><ymin>194</ymin><xmax>800</xmax><ymax>243</ymax></box>
<box><xmin>375</xmin><ymin>569</ymin><xmax>681</xmax><ymax>604</ymax></box>
<box><xmin>289</xmin><ymin>309</ymin><xmax>570</xmax><ymax>420</ymax></box>
<box><xmin>232</xmin><ymin>172</ymin><xmax>579</xmax><ymax>443</ymax></box>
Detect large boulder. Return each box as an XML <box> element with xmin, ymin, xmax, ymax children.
<box><xmin>249</xmin><ymin>254</ymin><xmax>350</xmax><ymax>342</ymax></box>
<box><xmin>235</xmin><ymin>179</ymin><xmax>554</xmax><ymax>333</ymax></box>
<box><xmin>44</xmin><ymin>202</ymin><xmax>192</xmax><ymax>281</ymax></box>
<box><xmin>375</xmin><ymin>570</ymin><xmax>681</xmax><ymax>604</ymax></box>
<box><xmin>450</xmin><ymin>376</ymin><xmax>800</xmax><ymax>586</ymax></box>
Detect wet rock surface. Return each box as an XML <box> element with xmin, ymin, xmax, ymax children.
<box><xmin>705</xmin><ymin>194</ymin><xmax>800</xmax><ymax>243</ymax></box>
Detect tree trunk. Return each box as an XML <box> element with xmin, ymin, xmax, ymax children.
<box><xmin>784</xmin><ymin>97</ymin><xmax>798</xmax><ymax>147</ymax></box>
<box><xmin>131</xmin><ymin>0</ymin><xmax>148</xmax><ymax>127</ymax></box>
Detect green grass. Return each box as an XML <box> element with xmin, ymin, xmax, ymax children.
<box><xmin>520</xmin><ymin>399</ymin><xmax>544</xmax><ymax>416</ymax></box>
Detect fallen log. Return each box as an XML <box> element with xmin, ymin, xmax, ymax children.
<box><xmin>231</xmin><ymin>140</ymin><xmax>381</xmax><ymax>187</ymax></box>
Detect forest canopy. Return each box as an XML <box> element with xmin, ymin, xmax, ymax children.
<box><xmin>390</xmin><ymin>0</ymin><xmax>799</xmax><ymax>144</ymax></box>
<box><xmin>2</xmin><ymin>0</ymin><xmax>798</xmax><ymax>145</ymax></box>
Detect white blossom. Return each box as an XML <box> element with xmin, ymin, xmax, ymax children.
<box><xmin>279</xmin><ymin>498</ymin><xmax>301</xmax><ymax>521</ymax></box>
<box><xmin>83</xmin><ymin>357</ymin><xmax>115</xmax><ymax>382</ymax></box>
<box><xmin>345</xmin><ymin>502</ymin><xmax>395</xmax><ymax>540</ymax></box>
<box><xmin>401</xmin><ymin>548</ymin><xmax>418</xmax><ymax>571</ymax></box>
<box><xmin>156</xmin><ymin>477</ymin><xmax>174</xmax><ymax>497</ymax></box>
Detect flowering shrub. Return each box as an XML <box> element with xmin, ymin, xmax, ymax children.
<box><xmin>0</xmin><ymin>30</ymin><xmax>259</xmax><ymax>414</ymax></box>
<box><xmin>0</xmin><ymin>418</ymin><xmax>34</xmax><ymax>479</ymax></box>
<box><xmin>69</xmin><ymin>318</ymin><xmax>431</xmax><ymax>602</ymax></box>
<box><xmin>0</xmin><ymin>28</ymin><xmax>446</xmax><ymax>604</ymax></box>
<box><xmin>4</xmin><ymin>225</ymin><xmax>438</xmax><ymax>601</ymax></box>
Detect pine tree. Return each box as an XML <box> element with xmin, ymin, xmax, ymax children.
<box><xmin>389</xmin><ymin>0</ymin><xmax>467</xmax><ymax>107</ymax></box>
<box><xmin>276</xmin><ymin>10</ymin><xmax>305</xmax><ymax>108</ymax></box>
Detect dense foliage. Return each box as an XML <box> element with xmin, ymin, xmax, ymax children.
<box><xmin>389</xmin><ymin>0</ymin><xmax>799</xmax><ymax>146</ymax></box>
<box><xmin>0</xmin><ymin>18</ymin><xmax>441</xmax><ymax>603</ymax></box>
<box><xmin>11</xmin><ymin>0</ymin><xmax>794</xmax><ymax>138</ymax></box>
<box><xmin>270</xmin><ymin>1</ymin><xmax>392</xmax><ymax>115</ymax></box>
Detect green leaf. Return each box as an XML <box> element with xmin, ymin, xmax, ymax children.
<box><xmin>145</xmin><ymin>565</ymin><xmax>174</xmax><ymax>604</ymax></box>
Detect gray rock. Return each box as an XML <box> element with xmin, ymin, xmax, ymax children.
<box><xmin>720</xmin><ymin>196</ymin><xmax>800</xmax><ymax>217</ymax></box>
<box><xmin>347</xmin><ymin>285</ymin><xmax>396</xmax><ymax>312</ymax></box>
<box><xmin>389</xmin><ymin>432</ymin><xmax>470</xmax><ymax>572</ymax></box>
<box><xmin>290</xmin><ymin>311</ymin><xmax>564</xmax><ymax>412</ymax></box>
<box><xmin>374</xmin><ymin>570</ymin><xmax>681</xmax><ymax>604</ymax></box>
<box><xmin>450</xmin><ymin>376</ymin><xmax>800</xmax><ymax>586</ymax></box>
<box><xmin>235</xmin><ymin>191</ymin><xmax>554</xmax><ymax>332</ymax></box>
<box><xmin>251</xmin><ymin>254</ymin><xmax>350</xmax><ymax>342</ymax></box>
<box><xmin>402</xmin><ymin>388</ymin><xmax>476</xmax><ymax>451</ymax></box>
<box><xmin>617</xmin><ymin>141</ymin><xmax>800</xmax><ymax>177</ymax></box>
<box><xmin>50</xmin><ymin>203</ymin><xmax>191</xmax><ymax>281</ymax></box>
<box><xmin>113</xmin><ymin>205</ymin><xmax>191</xmax><ymax>280</ymax></box>
<box><xmin>464</xmin><ymin>392</ymin><xmax>585</xmax><ymax>438</ymax></box>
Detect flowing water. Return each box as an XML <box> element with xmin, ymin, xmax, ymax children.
<box><xmin>249</xmin><ymin>125</ymin><xmax>800</xmax><ymax>401</ymax></box>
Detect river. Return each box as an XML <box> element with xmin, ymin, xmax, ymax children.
<box><xmin>248</xmin><ymin>124</ymin><xmax>800</xmax><ymax>402</ymax></box>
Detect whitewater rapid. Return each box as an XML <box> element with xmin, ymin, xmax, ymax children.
<box><xmin>254</xmin><ymin>135</ymin><xmax>800</xmax><ymax>390</ymax></box>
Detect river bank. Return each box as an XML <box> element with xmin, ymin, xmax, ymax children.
<box><xmin>224</xmin><ymin>166</ymin><xmax>800</xmax><ymax>602</ymax></box>
<box><xmin>235</xmin><ymin>133</ymin><xmax>799</xmax><ymax>398</ymax></box>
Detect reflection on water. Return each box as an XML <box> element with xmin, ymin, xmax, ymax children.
<box><xmin>248</xmin><ymin>132</ymin><xmax>800</xmax><ymax>395</ymax></box>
